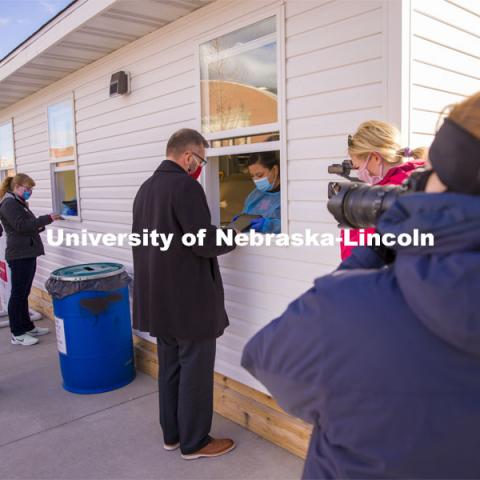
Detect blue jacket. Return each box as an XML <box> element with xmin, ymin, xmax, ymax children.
<box><xmin>242</xmin><ymin>188</ymin><xmax>281</xmax><ymax>233</ymax></box>
<box><xmin>242</xmin><ymin>193</ymin><xmax>480</xmax><ymax>479</ymax></box>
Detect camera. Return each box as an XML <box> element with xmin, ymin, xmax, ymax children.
<box><xmin>327</xmin><ymin>160</ymin><xmax>362</xmax><ymax>182</ymax></box>
<box><xmin>327</xmin><ymin>169</ymin><xmax>432</xmax><ymax>229</ymax></box>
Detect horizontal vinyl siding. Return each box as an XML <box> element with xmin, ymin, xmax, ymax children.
<box><xmin>0</xmin><ymin>0</ymin><xmax>392</xmax><ymax>391</ymax></box>
<box><xmin>284</xmin><ymin>0</ymin><xmax>385</xmax><ymax>244</ymax></box>
<box><xmin>410</xmin><ymin>0</ymin><xmax>480</xmax><ymax>146</ymax></box>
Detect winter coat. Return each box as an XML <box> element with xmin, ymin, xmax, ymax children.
<box><xmin>0</xmin><ymin>192</ymin><xmax>52</xmax><ymax>261</ymax></box>
<box><xmin>340</xmin><ymin>160</ymin><xmax>424</xmax><ymax>260</ymax></box>
<box><xmin>242</xmin><ymin>192</ymin><xmax>480</xmax><ymax>479</ymax></box>
<box><xmin>131</xmin><ymin>160</ymin><xmax>236</xmax><ymax>339</ymax></box>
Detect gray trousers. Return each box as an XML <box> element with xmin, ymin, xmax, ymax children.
<box><xmin>156</xmin><ymin>337</ymin><xmax>216</xmax><ymax>455</ymax></box>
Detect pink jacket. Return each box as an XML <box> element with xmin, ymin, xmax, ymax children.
<box><xmin>340</xmin><ymin>160</ymin><xmax>424</xmax><ymax>260</ymax></box>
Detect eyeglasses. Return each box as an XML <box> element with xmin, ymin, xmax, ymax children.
<box><xmin>347</xmin><ymin>135</ymin><xmax>354</xmax><ymax>147</ymax></box>
<box><xmin>191</xmin><ymin>152</ymin><xmax>207</xmax><ymax>166</ymax></box>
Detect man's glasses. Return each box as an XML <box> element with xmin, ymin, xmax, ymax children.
<box><xmin>191</xmin><ymin>152</ymin><xmax>207</xmax><ymax>166</ymax></box>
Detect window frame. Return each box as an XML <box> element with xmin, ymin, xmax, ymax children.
<box><xmin>195</xmin><ymin>6</ymin><xmax>288</xmax><ymax>233</ymax></box>
<box><xmin>46</xmin><ymin>95</ymin><xmax>81</xmax><ymax>221</ymax></box>
<box><xmin>0</xmin><ymin>118</ymin><xmax>17</xmax><ymax>181</ymax></box>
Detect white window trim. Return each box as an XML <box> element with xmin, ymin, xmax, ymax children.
<box><xmin>202</xmin><ymin>32</ymin><xmax>277</xmax><ymax>64</ymax></box>
<box><xmin>53</xmin><ymin>165</ymin><xmax>76</xmax><ymax>173</ymax></box>
<box><xmin>48</xmin><ymin>154</ymin><xmax>75</xmax><ymax>164</ymax></box>
<box><xmin>203</xmin><ymin>122</ymin><xmax>280</xmax><ymax>142</ymax></box>
<box><xmin>46</xmin><ymin>94</ymin><xmax>81</xmax><ymax>222</ymax></box>
<box><xmin>383</xmin><ymin>0</ymin><xmax>412</xmax><ymax>147</ymax></box>
<box><xmin>0</xmin><ymin>118</ymin><xmax>17</xmax><ymax>179</ymax></box>
<box><xmin>208</xmin><ymin>141</ymin><xmax>281</xmax><ymax>158</ymax></box>
<box><xmin>195</xmin><ymin>5</ymin><xmax>288</xmax><ymax>234</ymax></box>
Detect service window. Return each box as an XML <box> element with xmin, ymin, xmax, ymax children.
<box><xmin>199</xmin><ymin>15</ymin><xmax>284</xmax><ymax>233</ymax></box>
<box><xmin>0</xmin><ymin>120</ymin><xmax>16</xmax><ymax>181</ymax></box>
<box><xmin>47</xmin><ymin>98</ymin><xmax>80</xmax><ymax>218</ymax></box>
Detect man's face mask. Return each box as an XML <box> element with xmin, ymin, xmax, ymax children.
<box><xmin>190</xmin><ymin>164</ymin><xmax>202</xmax><ymax>179</ymax></box>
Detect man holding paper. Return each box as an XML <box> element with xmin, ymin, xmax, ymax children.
<box><xmin>132</xmin><ymin>128</ymin><xmax>236</xmax><ymax>460</ymax></box>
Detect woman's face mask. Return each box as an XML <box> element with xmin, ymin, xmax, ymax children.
<box><xmin>19</xmin><ymin>186</ymin><xmax>32</xmax><ymax>200</ymax></box>
<box><xmin>250</xmin><ymin>164</ymin><xmax>278</xmax><ymax>192</ymax></box>
<box><xmin>254</xmin><ymin>176</ymin><xmax>274</xmax><ymax>192</ymax></box>
<box><xmin>358</xmin><ymin>154</ymin><xmax>384</xmax><ymax>185</ymax></box>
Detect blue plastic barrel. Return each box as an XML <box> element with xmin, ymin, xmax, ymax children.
<box><xmin>49</xmin><ymin>263</ymin><xmax>135</xmax><ymax>394</ymax></box>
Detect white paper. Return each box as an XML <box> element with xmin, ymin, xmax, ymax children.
<box><xmin>55</xmin><ymin>316</ymin><xmax>67</xmax><ymax>355</ymax></box>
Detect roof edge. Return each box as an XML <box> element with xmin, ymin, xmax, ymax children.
<box><xmin>0</xmin><ymin>0</ymin><xmax>79</xmax><ymax>63</ymax></box>
<box><xmin>0</xmin><ymin>0</ymin><xmax>118</xmax><ymax>82</ymax></box>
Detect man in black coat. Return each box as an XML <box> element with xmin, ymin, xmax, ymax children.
<box><xmin>132</xmin><ymin>128</ymin><xmax>236</xmax><ymax>460</ymax></box>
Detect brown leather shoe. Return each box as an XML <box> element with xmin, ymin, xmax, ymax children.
<box><xmin>181</xmin><ymin>438</ymin><xmax>236</xmax><ymax>460</ymax></box>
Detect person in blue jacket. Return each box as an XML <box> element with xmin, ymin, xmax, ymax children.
<box><xmin>238</xmin><ymin>151</ymin><xmax>281</xmax><ymax>233</ymax></box>
<box><xmin>242</xmin><ymin>91</ymin><xmax>480</xmax><ymax>479</ymax></box>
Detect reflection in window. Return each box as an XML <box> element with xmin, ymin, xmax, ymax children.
<box><xmin>48</xmin><ymin>100</ymin><xmax>75</xmax><ymax>160</ymax></box>
<box><xmin>0</xmin><ymin>121</ymin><xmax>15</xmax><ymax>175</ymax></box>
<box><xmin>48</xmin><ymin>99</ymin><xmax>79</xmax><ymax>217</ymax></box>
<box><xmin>217</xmin><ymin>150</ymin><xmax>281</xmax><ymax>233</ymax></box>
<box><xmin>200</xmin><ymin>16</ymin><xmax>277</xmax><ymax>134</ymax></box>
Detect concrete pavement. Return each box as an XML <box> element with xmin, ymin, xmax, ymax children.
<box><xmin>0</xmin><ymin>319</ymin><xmax>303</xmax><ymax>480</ymax></box>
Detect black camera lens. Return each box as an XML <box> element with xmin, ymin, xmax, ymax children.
<box><xmin>327</xmin><ymin>182</ymin><xmax>402</xmax><ymax>228</ymax></box>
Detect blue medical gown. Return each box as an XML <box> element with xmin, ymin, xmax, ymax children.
<box><xmin>242</xmin><ymin>188</ymin><xmax>281</xmax><ymax>233</ymax></box>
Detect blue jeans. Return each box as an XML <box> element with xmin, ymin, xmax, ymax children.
<box><xmin>7</xmin><ymin>257</ymin><xmax>36</xmax><ymax>336</ymax></box>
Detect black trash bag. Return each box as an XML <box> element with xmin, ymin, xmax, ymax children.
<box><xmin>45</xmin><ymin>271</ymin><xmax>131</xmax><ymax>300</ymax></box>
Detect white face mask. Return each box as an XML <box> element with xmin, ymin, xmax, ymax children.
<box><xmin>358</xmin><ymin>154</ymin><xmax>384</xmax><ymax>185</ymax></box>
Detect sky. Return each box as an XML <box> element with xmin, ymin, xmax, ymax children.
<box><xmin>0</xmin><ymin>0</ymin><xmax>73</xmax><ymax>60</ymax></box>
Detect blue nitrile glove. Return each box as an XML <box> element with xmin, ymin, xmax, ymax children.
<box><xmin>250</xmin><ymin>217</ymin><xmax>266</xmax><ymax>232</ymax></box>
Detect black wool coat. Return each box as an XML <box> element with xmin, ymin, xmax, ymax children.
<box><xmin>132</xmin><ymin>160</ymin><xmax>236</xmax><ymax>339</ymax></box>
<box><xmin>0</xmin><ymin>192</ymin><xmax>53</xmax><ymax>261</ymax></box>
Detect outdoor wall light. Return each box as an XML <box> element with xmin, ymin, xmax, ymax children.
<box><xmin>109</xmin><ymin>71</ymin><xmax>130</xmax><ymax>97</ymax></box>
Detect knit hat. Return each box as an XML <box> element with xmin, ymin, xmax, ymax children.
<box><xmin>429</xmin><ymin>118</ymin><xmax>480</xmax><ymax>195</ymax></box>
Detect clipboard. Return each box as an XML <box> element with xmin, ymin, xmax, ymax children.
<box><xmin>228</xmin><ymin>214</ymin><xmax>262</xmax><ymax>232</ymax></box>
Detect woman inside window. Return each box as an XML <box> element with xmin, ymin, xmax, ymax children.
<box><xmin>236</xmin><ymin>151</ymin><xmax>281</xmax><ymax>234</ymax></box>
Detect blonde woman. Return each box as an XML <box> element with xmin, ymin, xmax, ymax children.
<box><xmin>341</xmin><ymin>120</ymin><xmax>426</xmax><ymax>259</ymax></box>
<box><xmin>0</xmin><ymin>174</ymin><xmax>61</xmax><ymax>346</ymax></box>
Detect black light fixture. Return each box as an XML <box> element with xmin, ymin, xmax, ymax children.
<box><xmin>109</xmin><ymin>71</ymin><xmax>130</xmax><ymax>97</ymax></box>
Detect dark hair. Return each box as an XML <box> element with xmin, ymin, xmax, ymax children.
<box><xmin>247</xmin><ymin>151</ymin><xmax>279</xmax><ymax>170</ymax></box>
<box><xmin>166</xmin><ymin>128</ymin><xmax>209</xmax><ymax>157</ymax></box>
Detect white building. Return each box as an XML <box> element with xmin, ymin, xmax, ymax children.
<box><xmin>0</xmin><ymin>0</ymin><xmax>479</xmax><ymax>456</ymax></box>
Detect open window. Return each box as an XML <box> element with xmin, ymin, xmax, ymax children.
<box><xmin>47</xmin><ymin>98</ymin><xmax>80</xmax><ymax>218</ymax></box>
<box><xmin>0</xmin><ymin>120</ymin><xmax>16</xmax><ymax>182</ymax></box>
<box><xmin>199</xmin><ymin>15</ymin><xmax>284</xmax><ymax>233</ymax></box>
